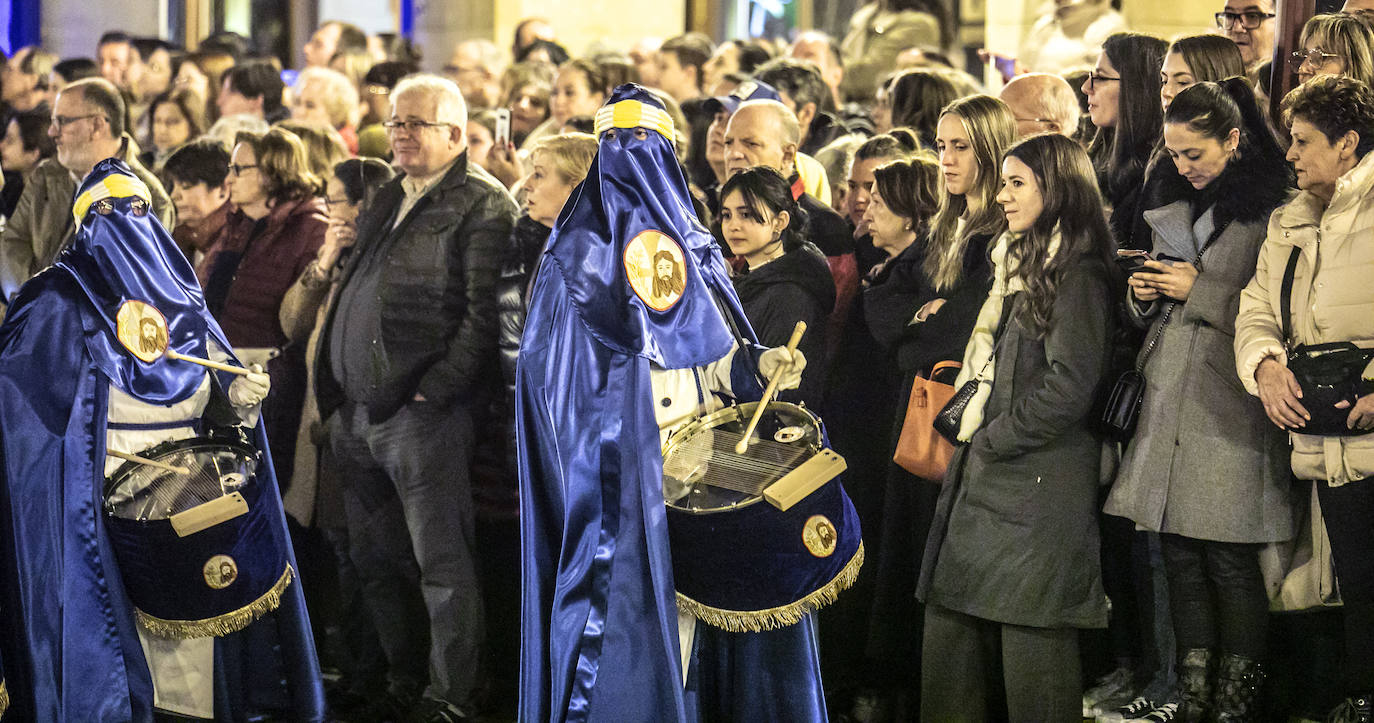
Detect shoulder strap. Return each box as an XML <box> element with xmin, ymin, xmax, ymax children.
<box><xmin>1280</xmin><ymin>245</ymin><xmax>1302</xmax><ymax>347</ymax></box>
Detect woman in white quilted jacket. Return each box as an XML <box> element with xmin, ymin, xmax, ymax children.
<box><xmin>1234</xmin><ymin>74</ymin><xmax>1374</xmax><ymax>721</ymax></box>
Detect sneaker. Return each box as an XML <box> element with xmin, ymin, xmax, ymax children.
<box><xmin>1330</xmin><ymin>694</ymin><xmax>1374</xmax><ymax>723</ymax></box>
<box><xmin>1084</xmin><ymin>667</ymin><xmax>1136</xmax><ymax>716</ymax></box>
<box><xmin>409</xmin><ymin>696</ymin><xmax>471</xmax><ymax>723</ymax></box>
<box><xmin>1141</xmin><ymin>702</ymin><xmax>1179</xmax><ymax>722</ymax></box>
<box><xmin>1097</xmin><ymin>696</ymin><xmax>1155</xmax><ymax>722</ymax></box>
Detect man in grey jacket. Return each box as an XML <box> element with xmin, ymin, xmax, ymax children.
<box><xmin>315</xmin><ymin>73</ymin><xmax>517</xmax><ymax>721</ymax></box>
<box><xmin>0</xmin><ymin>77</ymin><xmax>172</xmax><ymax>303</ymax></box>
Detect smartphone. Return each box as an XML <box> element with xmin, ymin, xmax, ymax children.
<box><xmin>1115</xmin><ymin>250</ymin><xmax>1153</xmax><ymax>276</ymax></box>
<box><xmin>494</xmin><ymin>108</ymin><xmax>511</xmax><ymax>146</ymax></box>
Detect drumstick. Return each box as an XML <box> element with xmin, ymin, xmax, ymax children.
<box><xmin>107</xmin><ymin>449</ymin><xmax>191</xmax><ymax>475</ymax></box>
<box><xmin>735</xmin><ymin>321</ymin><xmax>807</xmax><ymax>455</ymax></box>
<box><xmin>165</xmin><ymin>349</ymin><xmax>253</xmax><ymax>376</ymax></box>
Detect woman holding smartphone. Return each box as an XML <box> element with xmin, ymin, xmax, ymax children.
<box><xmin>918</xmin><ymin>132</ymin><xmax>1117</xmax><ymax>721</ymax></box>
<box><xmin>1104</xmin><ymin>79</ymin><xmax>1293</xmax><ymax>722</ymax></box>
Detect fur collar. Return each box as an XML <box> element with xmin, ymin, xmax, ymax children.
<box><xmin>1144</xmin><ymin>141</ymin><xmax>1294</xmax><ymax>226</ymax></box>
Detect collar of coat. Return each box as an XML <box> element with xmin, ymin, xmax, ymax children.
<box><xmin>1145</xmin><ymin>137</ymin><xmax>1292</xmax><ymax>228</ymax></box>
<box><xmin>1278</xmin><ymin>149</ymin><xmax>1374</xmax><ymax>235</ymax></box>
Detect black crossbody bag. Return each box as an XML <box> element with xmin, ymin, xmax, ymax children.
<box><xmin>1102</xmin><ymin>221</ymin><xmax>1229</xmax><ymax>438</ymax></box>
<box><xmin>1278</xmin><ymin>246</ymin><xmax>1374</xmax><ymax>436</ymax></box>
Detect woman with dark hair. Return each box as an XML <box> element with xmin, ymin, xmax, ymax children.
<box><xmin>0</xmin><ymin>108</ymin><xmax>56</xmax><ymax>222</ymax></box>
<box><xmin>1104</xmin><ymin>78</ymin><xmax>1294</xmax><ymax>723</ymax></box>
<box><xmin>199</xmin><ymin>127</ymin><xmax>327</xmax><ymax>489</ymax></box>
<box><xmin>886</xmin><ymin>69</ymin><xmax>959</xmax><ymax>150</ymax></box>
<box><xmin>142</xmin><ymin>87</ymin><xmax>206</xmax><ymax>173</ymax></box>
<box><xmin>525</xmin><ymin>58</ymin><xmax>608</xmax><ymax>149</ymax></box>
<box><xmin>1236</xmin><ymin>74</ymin><xmax>1374</xmax><ymax>722</ymax></box>
<box><xmin>721</xmin><ymin>165</ymin><xmax>834</xmax><ymax>406</ymax></box>
<box><xmin>920</xmin><ymin>131</ymin><xmax>1116</xmax><ymax>721</ymax></box>
<box><xmin>1085</xmin><ymin>32</ymin><xmax>1169</xmax><ymax>250</ymax></box>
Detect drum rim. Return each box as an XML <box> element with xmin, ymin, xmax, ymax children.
<box><xmin>660</xmin><ymin>400</ymin><xmax>821</xmax><ymax>514</ymax></box>
<box><xmin>103</xmin><ymin>434</ymin><xmax>259</xmax><ymax>501</ymax></box>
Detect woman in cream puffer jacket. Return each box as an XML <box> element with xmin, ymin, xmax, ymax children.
<box><xmin>1233</xmin><ymin>74</ymin><xmax>1374</xmax><ymax>715</ymax></box>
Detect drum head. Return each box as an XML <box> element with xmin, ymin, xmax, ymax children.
<box><xmin>662</xmin><ymin>401</ymin><xmax>822</xmax><ymax>513</ymax></box>
<box><xmin>105</xmin><ymin>436</ymin><xmax>259</xmax><ymax>522</ymax></box>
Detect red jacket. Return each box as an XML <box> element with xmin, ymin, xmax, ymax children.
<box><xmin>198</xmin><ymin>196</ymin><xmax>327</xmax><ymax>348</ymax></box>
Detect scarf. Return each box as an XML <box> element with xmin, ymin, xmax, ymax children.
<box><xmin>952</xmin><ymin>228</ymin><xmax>1060</xmax><ymax>441</ymax></box>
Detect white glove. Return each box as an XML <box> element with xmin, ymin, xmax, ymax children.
<box><xmin>758</xmin><ymin>346</ymin><xmax>806</xmax><ymax>391</ymax></box>
<box><xmin>228</xmin><ymin>364</ymin><xmax>270</xmax><ymax>407</ymax></box>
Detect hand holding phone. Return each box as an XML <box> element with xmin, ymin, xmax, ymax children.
<box><xmin>1115</xmin><ymin>250</ymin><xmax>1153</xmax><ymax>276</ymax></box>
<box><xmin>494</xmin><ymin>108</ymin><xmax>512</xmax><ymax>146</ymax></box>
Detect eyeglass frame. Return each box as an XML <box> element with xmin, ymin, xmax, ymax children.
<box><xmin>1214</xmin><ymin>10</ymin><xmax>1276</xmax><ymax>30</ymax></box>
<box><xmin>1015</xmin><ymin>116</ymin><xmax>1057</xmax><ymax>126</ymax></box>
<box><xmin>1086</xmin><ymin>73</ymin><xmax>1121</xmax><ymax>91</ymax></box>
<box><xmin>228</xmin><ymin>163</ymin><xmax>259</xmax><ymax>177</ymax></box>
<box><xmin>1290</xmin><ymin>48</ymin><xmax>1343</xmax><ymax>70</ymax></box>
<box><xmin>323</xmin><ymin>195</ymin><xmax>352</xmax><ymax>210</ymax></box>
<box><xmin>50</xmin><ymin>113</ymin><xmax>103</xmax><ymax>131</ymax></box>
<box><xmin>382</xmin><ymin>118</ymin><xmax>456</xmax><ymax>134</ymax></box>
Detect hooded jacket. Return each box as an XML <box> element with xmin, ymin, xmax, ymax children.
<box><xmin>733</xmin><ymin>242</ymin><xmax>836</xmax><ymax>407</ymax></box>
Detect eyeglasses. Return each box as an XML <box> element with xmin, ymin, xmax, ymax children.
<box><xmin>323</xmin><ymin>196</ymin><xmax>351</xmax><ymax>209</ymax></box>
<box><xmin>382</xmin><ymin>119</ymin><xmax>455</xmax><ymax>134</ymax></box>
<box><xmin>1290</xmin><ymin>48</ymin><xmax>1342</xmax><ymax>70</ymax></box>
<box><xmin>51</xmin><ymin>113</ymin><xmax>101</xmax><ymax>130</ymax></box>
<box><xmin>1015</xmin><ymin>117</ymin><xmax>1056</xmax><ymax>125</ymax></box>
<box><xmin>1215</xmin><ymin>10</ymin><xmax>1276</xmax><ymax>30</ymax></box>
<box><xmin>1086</xmin><ymin>73</ymin><xmax>1120</xmax><ymax>91</ymax></box>
<box><xmin>365</xmin><ymin>85</ymin><xmax>390</xmax><ymax>96</ymax></box>
<box><xmin>229</xmin><ymin>163</ymin><xmax>259</xmax><ymax>176</ymax></box>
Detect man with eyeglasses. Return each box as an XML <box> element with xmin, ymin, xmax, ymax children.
<box><xmin>0</xmin><ymin>77</ymin><xmax>171</xmax><ymax>305</ymax></box>
<box><xmin>1216</xmin><ymin>0</ymin><xmax>1277</xmax><ymax>68</ymax></box>
<box><xmin>315</xmin><ymin>73</ymin><xmax>516</xmax><ymax>723</ymax></box>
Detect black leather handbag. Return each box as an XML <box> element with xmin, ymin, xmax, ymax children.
<box><xmin>933</xmin><ymin>377</ymin><xmax>980</xmax><ymax>445</ymax></box>
<box><xmin>1102</xmin><ymin>223</ymin><xmax>1228</xmax><ymax>439</ymax></box>
<box><xmin>1279</xmin><ymin>247</ymin><xmax>1374</xmax><ymax>436</ymax></box>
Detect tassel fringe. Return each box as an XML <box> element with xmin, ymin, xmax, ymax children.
<box><xmin>677</xmin><ymin>542</ymin><xmax>864</xmax><ymax>632</ymax></box>
<box><xmin>136</xmin><ymin>564</ymin><xmax>295</xmax><ymax>639</ymax></box>
<box><xmin>1</xmin><ymin>679</ymin><xmax>9</xmax><ymax>718</ymax></box>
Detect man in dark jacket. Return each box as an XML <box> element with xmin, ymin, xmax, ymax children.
<box><xmin>315</xmin><ymin>73</ymin><xmax>517</xmax><ymax>722</ymax></box>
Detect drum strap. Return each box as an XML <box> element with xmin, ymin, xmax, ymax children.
<box><xmin>708</xmin><ymin>288</ymin><xmax>766</xmax><ymax>390</ymax></box>
<box><xmin>108</xmin><ymin>419</ymin><xmax>202</xmax><ymax>432</ymax></box>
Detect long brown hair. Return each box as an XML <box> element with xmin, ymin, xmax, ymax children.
<box><xmin>1002</xmin><ymin>133</ymin><xmax>1115</xmax><ymax>338</ymax></box>
<box><xmin>923</xmin><ymin>95</ymin><xmax>1017</xmax><ymax>292</ymax></box>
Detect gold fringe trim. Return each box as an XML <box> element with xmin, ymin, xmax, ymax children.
<box><xmin>677</xmin><ymin>542</ymin><xmax>865</xmax><ymax>633</ymax></box>
<box><xmin>136</xmin><ymin>564</ymin><xmax>295</xmax><ymax>640</ymax></box>
<box><xmin>0</xmin><ymin>679</ymin><xmax>9</xmax><ymax>719</ymax></box>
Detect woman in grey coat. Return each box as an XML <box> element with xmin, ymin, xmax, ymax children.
<box><xmin>1103</xmin><ymin>80</ymin><xmax>1294</xmax><ymax>722</ymax></box>
<box><xmin>918</xmin><ymin>133</ymin><xmax>1116</xmax><ymax>721</ymax></box>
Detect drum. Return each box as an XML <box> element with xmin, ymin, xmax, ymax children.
<box><xmin>103</xmin><ymin>435</ymin><xmax>295</xmax><ymax>639</ymax></box>
<box><xmin>661</xmin><ymin>401</ymin><xmax>863</xmax><ymax>632</ymax></box>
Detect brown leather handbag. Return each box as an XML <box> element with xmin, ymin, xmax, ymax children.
<box><xmin>893</xmin><ymin>360</ymin><xmax>962</xmax><ymax>480</ymax></box>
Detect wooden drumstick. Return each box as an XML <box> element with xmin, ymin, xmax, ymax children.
<box><xmin>165</xmin><ymin>349</ymin><xmax>254</xmax><ymax>376</ymax></box>
<box><xmin>735</xmin><ymin>321</ymin><xmax>807</xmax><ymax>455</ymax></box>
<box><xmin>107</xmin><ymin>449</ymin><xmax>191</xmax><ymax>475</ymax></box>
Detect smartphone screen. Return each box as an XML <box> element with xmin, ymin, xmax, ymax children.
<box><xmin>495</xmin><ymin>108</ymin><xmax>511</xmax><ymax>145</ymax></box>
<box><xmin>994</xmin><ymin>55</ymin><xmax>1017</xmax><ymax>80</ymax></box>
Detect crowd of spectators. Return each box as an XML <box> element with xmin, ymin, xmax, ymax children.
<box><xmin>5</xmin><ymin>0</ymin><xmax>1374</xmax><ymax>720</ymax></box>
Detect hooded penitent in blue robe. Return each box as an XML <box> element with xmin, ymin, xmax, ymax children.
<box><xmin>0</xmin><ymin>160</ymin><xmax>324</xmax><ymax>722</ymax></box>
<box><xmin>516</xmin><ymin>85</ymin><xmax>828</xmax><ymax>723</ymax></box>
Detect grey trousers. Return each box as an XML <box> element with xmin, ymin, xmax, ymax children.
<box><xmin>330</xmin><ymin>399</ymin><xmax>484</xmax><ymax>706</ymax></box>
<box><xmin>921</xmin><ymin>604</ymin><xmax>1081</xmax><ymax>722</ymax></box>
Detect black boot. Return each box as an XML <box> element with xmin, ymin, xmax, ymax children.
<box><xmin>1213</xmin><ymin>653</ymin><xmax>1263</xmax><ymax>722</ymax></box>
<box><xmin>1330</xmin><ymin>694</ymin><xmax>1374</xmax><ymax>723</ymax></box>
<box><xmin>1175</xmin><ymin>648</ymin><xmax>1214</xmax><ymax>723</ymax></box>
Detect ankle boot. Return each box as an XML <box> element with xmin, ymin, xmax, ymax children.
<box><xmin>1213</xmin><ymin>653</ymin><xmax>1263</xmax><ymax>722</ymax></box>
<box><xmin>1175</xmin><ymin>648</ymin><xmax>1214</xmax><ymax>723</ymax></box>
